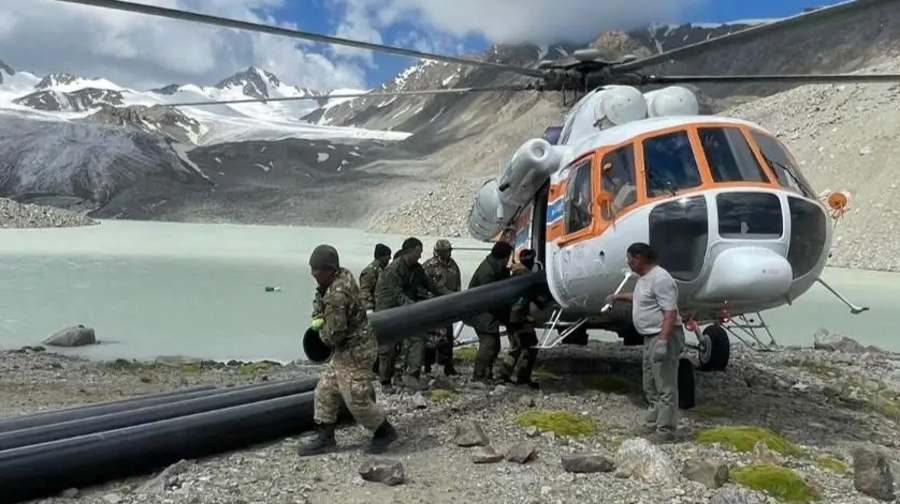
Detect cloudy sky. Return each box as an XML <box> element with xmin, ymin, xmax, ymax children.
<box><xmin>0</xmin><ymin>0</ymin><xmax>840</xmax><ymax>93</ymax></box>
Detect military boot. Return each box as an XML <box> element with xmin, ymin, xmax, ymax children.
<box><xmin>443</xmin><ymin>363</ymin><xmax>458</xmax><ymax>376</ymax></box>
<box><xmin>296</xmin><ymin>422</ymin><xmax>336</xmax><ymax>456</ymax></box>
<box><xmin>366</xmin><ymin>419</ymin><xmax>399</xmax><ymax>454</ymax></box>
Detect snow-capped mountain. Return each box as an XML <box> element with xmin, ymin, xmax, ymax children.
<box><xmin>0</xmin><ymin>64</ymin><xmax>407</xmax><ymax>146</ymax></box>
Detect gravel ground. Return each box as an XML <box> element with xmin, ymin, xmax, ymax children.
<box><xmin>0</xmin><ymin>198</ymin><xmax>97</xmax><ymax>228</ymax></box>
<box><xmin>4</xmin><ymin>331</ymin><xmax>899</xmax><ymax>504</ymax></box>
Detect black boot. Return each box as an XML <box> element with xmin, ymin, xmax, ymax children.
<box><xmin>443</xmin><ymin>363</ymin><xmax>458</xmax><ymax>376</ymax></box>
<box><xmin>297</xmin><ymin>422</ymin><xmax>336</xmax><ymax>456</ymax></box>
<box><xmin>367</xmin><ymin>419</ymin><xmax>398</xmax><ymax>454</ymax></box>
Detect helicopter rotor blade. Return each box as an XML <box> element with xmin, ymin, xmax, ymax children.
<box><xmin>45</xmin><ymin>0</ymin><xmax>546</xmax><ymax>78</ymax></box>
<box><xmin>613</xmin><ymin>0</ymin><xmax>896</xmax><ymax>73</ymax></box>
<box><xmin>161</xmin><ymin>85</ymin><xmax>537</xmax><ymax>107</ymax></box>
<box><xmin>643</xmin><ymin>73</ymin><xmax>900</xmax><ymax>85</ymax></box>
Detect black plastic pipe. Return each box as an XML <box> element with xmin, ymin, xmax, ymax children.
<box><xmin>0</xmin><ymin>391</ymin><xmax>328</xmax><ymax>504</ymax></box>
<box><xmin>304</xmin><ymin>270</ymin><xmax>549</xmax><ymax>362</ymax></box>
<box><xmin>0</xmin><ymin>384</ymin><xmax>219</xmax><ymax>434</ymax></box>
<box><xmin>0</xmin><ymin>378</ymin><xmax>318</xmax><ymax>451</ymax></box>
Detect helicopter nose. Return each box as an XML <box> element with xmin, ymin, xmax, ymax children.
<box><xmin>697</xmin><ymin>247</ymin><xmax>792</xmax><ymax>303</ymax></box>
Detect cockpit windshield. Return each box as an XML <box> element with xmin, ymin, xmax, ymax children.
<box><xmin>748</xmin><ymin>130</ymin><xmax>816</xmax><ymax>198</ymax></box>
<box><xmin>641</xmin><ymin>130</ymin><xmax>703</xmax><ymax>197</ymax></box>
<box><xmin>697</xmin><ymin>127</ymin><xmax>768</xmax><ymax>182</ymax></box>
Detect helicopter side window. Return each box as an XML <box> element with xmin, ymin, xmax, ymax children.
<box><xmin>598</xmin><ymin>144</ymin><xmax>637</xmax><ymax>220</ymax></box>
<box><xmin>641</xmin><ymin>130</ymin><xmax>702</xmax><ymax>198</ymax></box>
<box><xmin>749</xmin><ymin>131</ymin><xmax>816</xmax><ymax>198</ymax></box>
<box><xmin>563</xmin><ymin>158</ymin><xmax>593</xmax><ymax>235</ymax></box>
<box><xmin>698</xmin><ymin>127</ymin><xmax>768</xmax><ymax>183</ymax></box>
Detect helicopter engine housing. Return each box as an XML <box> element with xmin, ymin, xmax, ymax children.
<box><xmin>467</xmin><ymin>138</ymin><xmax>561</xmax><ymax>242</ymax></box>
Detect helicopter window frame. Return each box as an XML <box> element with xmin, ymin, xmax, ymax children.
<box><xmin>640</xmin><ymin>129</ymin><xmax>704</xmax><ymax>198</ymax></box>
<box><xmin>597</xmin><ymin>143</ymin><xmax>638</xmax><ymax>221</ymax></box>
<box><xmin>697</xmin><ymin>126</ymin><xmax>770</xmax><ymax>183</ymax></box>
<box><xmin>748</xmin><ymin>130</ymin><xmax>816</xmax><ymax>198</ymax></box>
<box><xmin>561</xmin><ymin>156</ymin><xmax>595</xmax><ymax>239</ymax></box>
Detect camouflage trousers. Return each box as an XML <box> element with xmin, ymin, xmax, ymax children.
<box><xmin>314</xmin><ymin>361</ymin><xmax>385</xmax><ymax>431</ymax></box>
<box><xmin>497</xmin><ymin>326</ymin><xmax>539</xmax><ymax>383</ymax></box>
<box><xmin>424</xmin><ymin>325</ymin><xmax>454</xmax><ymax>370</ymax></box>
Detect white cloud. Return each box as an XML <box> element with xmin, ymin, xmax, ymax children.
<box><xmin>0</xmin><ymin>0</ymin><xmax>368</xmax><ymax>92</ymax></box>
<box><xmin>336</xmin><ymin>0</ymin><xmax>711</xmax><ymax>47</ymax></box>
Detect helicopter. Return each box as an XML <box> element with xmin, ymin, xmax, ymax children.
<box><xmin>48</xmin><ymin>0</ymin><xmax>892</xmax><ymax>374</ymax></box>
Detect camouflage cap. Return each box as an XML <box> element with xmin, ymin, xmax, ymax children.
<box><xmin>309</xmin><ymin>244</ymin><xmax>340</xmax><ymax>270</ymax></box>
<box><xmin>434</xmin><ymin>239</ymin><xmax>452</xmax><ymax>251</ymax></box>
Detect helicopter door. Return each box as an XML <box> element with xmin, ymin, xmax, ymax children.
<box><xmin>550</xmin><ymin>157</ymin><xmax>596</xmax><ymax>303</ymax></box>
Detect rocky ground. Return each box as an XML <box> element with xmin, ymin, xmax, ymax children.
<box><xmin>2</xmin><ymin>330</ymin><xmax>899</xmax><ymax>504</ymax></box>
<box><xmin>0</xmin><ymin>197</ymin><xmax>96</xmax><ymax>228</ymax></box>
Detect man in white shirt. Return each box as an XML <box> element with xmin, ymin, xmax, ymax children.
<box><xmin>608</xmin><ymin>242</ymin><xmax>685</xmax><ymax>442</ymax></box>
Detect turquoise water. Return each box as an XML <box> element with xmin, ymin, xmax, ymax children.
<box><xmin>0</xmin><ymin>220</ymin><xmax>897</xmax><ymax>360</ymax></box>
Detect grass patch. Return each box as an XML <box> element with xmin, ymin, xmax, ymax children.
<box><xmin>869</xmin><ymin>393</ymin><xmax>900</xmax><ymax>420</ymax></box>
<box><xmin>731</xmin><ymin>463</ymin><xmax>819</xmax><ymax>503</ymax></box>
<box><xmin>238</xmin><ymin>361</ymin><xmax>280</xmax><ymax>374</ymax></box>
<box><xmin>428</xmin><ymin>389</ymin><xmax>458</xmax><ymax>403</ymax></box>
<box><xmin>581</xmin><ymin>375</ymin><xmax>638</xmax><ymax>395</ymax></box>
<box><xmin>816</xmin><ymin>454</ymin><xmax>848</xmax><ymax>473</ymax></box>
<box><xmin>688</xmin><ymin>404</ymin><xmax>730</xmax><ymax>419</ymax></box>
<box><xmin>531</xmin><ymin>367</ymin><xmax>561</xmax><ymax>380</ymax></box>
<box><xmin>453</xmin><ymin>347</ymin><xmax>477</xmax><ymax>363</ymax></box>
<box><xmin>696</xmin><ymin>426</ymin><xmax>802</xmax><ymax>455</ymax></box>
<box><xmin>514</xmin><ymin>410</ymin><xmax>596</xmax><ymax>437</ymax></box>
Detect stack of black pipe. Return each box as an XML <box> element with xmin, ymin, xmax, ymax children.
<box><xmin>0</xmin><ymin>379</ymin><xmax>321</xmax><ymax>503</ymax></box>
<box><xmin>0</xmin><ymin>271</ymin><xmax>549</xmax><ymax>503</ymax></box>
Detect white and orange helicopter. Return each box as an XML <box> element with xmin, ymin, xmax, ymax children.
<box><xmin>55</xmin><ymin>0</ymin><xmax>895</xmax><ymax>375</ymax></box>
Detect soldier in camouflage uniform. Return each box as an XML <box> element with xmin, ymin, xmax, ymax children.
<box><xmin>359</xmin><ymin>243</ymin><xmax>392</xmax><ymax>312</ymax></box>
<box><xmin>464</xmin><ymin>241</ymin><xmax>513</xmax><ymax>383</ymax></box>
<box><xmin>421</xmin><ymin>239</ymin><xmax>462</xmax><ymax>376</ymax></box>
<box><xmin>297</xmin><ymin>244</ymin><xmax>398</xmax><ymax>456</ymax></box>
<box><xmin>359</xmin><ymin>244</ymin><xmax>392</xmax><ymax>375</ymax></box>
<box><xmin>497</xmin><ymin>249</ymin><xmax>542</xmax><ymax>388</ymax></box>
<box><xmin>375</xmin><ymin>237</ymin><xmax>454</xmax><ymax>390</ymax></box>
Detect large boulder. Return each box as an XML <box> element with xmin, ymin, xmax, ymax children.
<box><xmin>43</xmin><ymin>325</ymin><xmax>97</xmax><ymax>347</ymax></box>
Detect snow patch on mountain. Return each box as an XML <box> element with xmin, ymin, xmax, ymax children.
<box><xmin>0</xmin><ymin>62</ymin><xmax>407</xmax><ymax>145</ymax></box>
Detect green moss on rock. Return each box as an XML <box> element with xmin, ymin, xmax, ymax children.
<box><xmin>531</xmin><ymin>367</ymin><xmax>561</xmax><ymax>380</ymax></box>
<box><xmin>453</xmin><ymin>347</ymin><xmax>477</xmax><ymax>363</ymax></box>
<box><xmin>696</xmin><ymin>426</ymin><xmax>800</xmax><ymax>455</ymax></box>
<box><xmin>514</xmin><ymin>410</ymin><xmax>595</xmax><ymax>437</ymax></box>
<box><xmin>428</xmin><ymin>389</ymin><xmax>457</xmax><ymax>403</ymax></box>
<box><xmin>816</xmin><ymin>454</ymin><xmax>848</xmax><ymax>473</ymax></box>
<box><xmin>731</xmin><ymin>463</ymin><xmax>819</xmax><ymax>502</ymax></box>
<box><xmin>238</xmin><ymin>360</ymin><xmax>280</xmax><ymax>374</ymax></box>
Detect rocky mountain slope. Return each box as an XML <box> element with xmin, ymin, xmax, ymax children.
<box><xmin>363</xmin><ymin>1</ymin><xmax>900</xmax><ymax>274</ymax></box>
<box><xmin>0</xmin><ymin>60</ymin><xmax>410</xmax><ymax>224</ymax></box>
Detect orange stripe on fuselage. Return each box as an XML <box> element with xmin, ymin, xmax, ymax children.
<box><xmin>544</xmin><ymin>121</ymin><xmax>807</xmax><ymax>247</ymax></box>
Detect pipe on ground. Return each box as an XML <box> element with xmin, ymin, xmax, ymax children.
<box><xmin>0</xmin><ymin>384</ymin><xmax>219</xmax><ymax>434</ymax></box>
<box><xmin>0</xmin><ymin>391</ymin><xmax>332</xmax><ymax>504</ymax></box>
<box><xmin>303</xmin><ymin>270</ymin><xmax>549</xmax><ymax>362</ymax></box>
<box><xmin>0</xmin><ymin>378</ymin><xmax>318</xmax><ymax>451</ymax></box>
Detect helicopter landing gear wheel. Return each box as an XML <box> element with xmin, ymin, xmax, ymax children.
<box><xmin>697</xmin><ymin>325</ymin><xmax>730</xmax><ymax>372</ymax></box>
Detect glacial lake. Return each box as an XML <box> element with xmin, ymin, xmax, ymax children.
<box><xmin>0</xmin><ymin>220</ymin><xmax>897</xmax><ymax>361</ymax></box>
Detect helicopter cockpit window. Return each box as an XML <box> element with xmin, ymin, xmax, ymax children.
<box><xmin>641</xmin><ymin>130</ymin><xmax>703</xmax><ymax>198</ymax></box>
<box><xmin>749</xmin><ymin>130</ymin><xmax>816</xmax><ymax>198</ymax></box>
<box><xmin>563</xmin><ymin>158</ymin><xmax>593</xmax><ymax>235</ymax></box>
<box><xmin>698</xmin><ymin>127</ymin><xmax>768</xmax><ymax>183</ymax></box>
<box><xmin>599</xmin><ymin>144</ymin><xmax>637</xmax><ymax>220</ymax></box>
